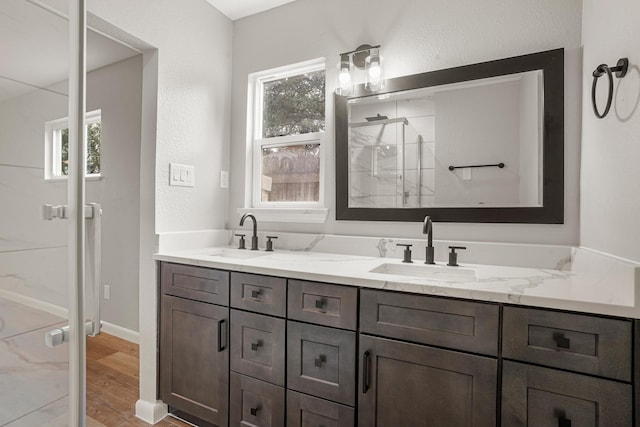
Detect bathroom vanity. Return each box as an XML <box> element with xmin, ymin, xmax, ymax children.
<box><xmin>156</xmin><ymin>247</ymin><xmax>639</xmax><ymax>426</ymax></box>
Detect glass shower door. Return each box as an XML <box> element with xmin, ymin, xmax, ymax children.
<box><xmin>0</xmin><ymin>0</ymin><xmax>90</xmax><ymax>425</ymax></box>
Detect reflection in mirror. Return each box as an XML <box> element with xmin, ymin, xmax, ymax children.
<box><xmin>336</xmin><ymin>49</ymin><xmax>564</xmax><ymax>223</ymax></box>
<box><xmin>348</xmin><ymin>71</ymin><xmax>543</xmax><ymax>209</ymax></box>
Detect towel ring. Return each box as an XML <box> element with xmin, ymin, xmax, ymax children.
<box><xmin>592</xmin><ymin>58</ymin><xmax>629</xmax><ymax>119</ymax></box>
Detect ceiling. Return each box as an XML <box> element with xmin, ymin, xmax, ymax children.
<box><xmin>205</xmin><ymin>0</ymin><xmax>298</xmax><ymax>21</ymax></box>
<box><xmin>0</xmin><ymin>0</ymin><xmax>140</xmax><ymax>102</ymax></box>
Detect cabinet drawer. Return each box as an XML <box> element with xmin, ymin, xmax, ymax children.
<box><xmin>287</xmin><ymin>321</ymin><xmax>356</xmax><ymax>405</ymax></box>
<box><xmin>502</xmin><ymin>306</ymin><xmax>632</xmax><ymax>381</ymax></box>
<box><xmin>230</xmin><ymin>309</ymin><xmax>285</xmax><ymax>386</ymax></box>
<box><xmin>161</xmin><ymin>262</ymin><xmax>229</xmax><ymax>305</ymax></box>
<box><xmin>287</xmin><ymin>390</ymin><xmax>355</xmax><ymax>427</ymax></box>
<box><xmin>502</xmin><ymin>361</ymin><xmax>632</xmax><ymax>426</ymax></box>
<box><xmin>360</xmin><ymin>289</ymin><xmax>499</xmax><ymax>356</ymax></box>
<box><xmin>230</xmin><ymin>372</ymin><xmax>285</xmax><ymax>427</ymax></box>
<box><xmin>288</xmin><ymin>280</ymin><xmax>358</xmax><ymax>330</ymax></box>
<box><xmin>230</xmin><ymin>272</ymin><xmax>286</xmax><ymax>317</ymax></box>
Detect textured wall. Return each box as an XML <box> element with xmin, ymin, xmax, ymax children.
<box><xmin>87</xmin><ymin>0</ymin><xmax>234</xmax><ymax>233</ymax></box>
<box><xmin>580</xmin><ymin>0</ymin><xmax>640</xmax><ymax>262</ymax></box>
<box><xmin>230</xmin><ymin>0</ymin><xmax>583</xmax><ymax>244</ymax></box>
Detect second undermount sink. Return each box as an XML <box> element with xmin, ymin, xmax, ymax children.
<box><xmin>207</xmin><ymin>248</ymin><xmax>271</xmax><ymax>259</ymax></box>
<box><xmin>370</xmin><ymin>262</ymin><xmax>477</xmax><ymax>282</ymax></box>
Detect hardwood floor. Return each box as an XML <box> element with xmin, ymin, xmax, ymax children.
<box><xmin>86</xmin><ymin>333</ymin><xmax>191</xmax><ymax>427</ymax></box>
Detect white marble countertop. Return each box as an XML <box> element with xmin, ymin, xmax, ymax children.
<box><xmin>155</xmin><ymin>246</ymin><xmax>640</xmax><ymax>318</ymax></box>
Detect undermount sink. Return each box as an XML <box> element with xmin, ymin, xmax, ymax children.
<box><xmin>207</xmin><ymin>248</ymin><xmax>271</xmax><ymax>259</ymax></box>
<box><xmin>370</xmin><ymin>262</ymin><xmax>477</xmax><ymax>282</ymax></box>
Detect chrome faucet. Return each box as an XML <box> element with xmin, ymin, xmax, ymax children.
<box><xmin>423</xmin><ymin>215</ymin><xmax>435</xmax><ymax>264</ymax></box>
<box><xmin>240</xmin><ymin>213</ymin><xmax>259</xmax><ymax>250</ymax></box>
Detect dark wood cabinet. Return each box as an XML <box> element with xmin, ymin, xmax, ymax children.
<box><xmin>159</xmin><ymin>261</ymin><xmax>638</xmax><ymax>427</ymax></box>
<box><xmin>160</xmin><ymin>295</ymin><xmax>229</xmax><ymax>426</ymax></box>
<box><xmin>358</xmin><ymin>334</ymin><xmax>497</xmax><ymax>427</ymax></box>
<box><xmin>502</xmin><ymin>360</ymin><xmax>632</xmax><ymax>426</ymax></box>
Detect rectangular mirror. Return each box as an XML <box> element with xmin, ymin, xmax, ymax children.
<box><xmin>335</xmin><ymin>48</ymin><xmax>564</xmax><ymax>223</ymax></box>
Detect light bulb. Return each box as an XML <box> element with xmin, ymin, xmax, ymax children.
<box><xmin>336</xmin><ymin>54</ymin><xmax>353</xmax><ymax>95</ymax></box>
<box><xmin>364</xmin><ymin>48</ymin><xmax>384</xmax><ymax>92</ymax></box>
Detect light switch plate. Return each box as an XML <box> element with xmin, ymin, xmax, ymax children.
<box><xmin>170</xmin><ymin>163</ymin><xmax>195</xmax><ymax>187</ymax></box>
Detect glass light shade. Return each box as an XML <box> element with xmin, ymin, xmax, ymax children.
<box><xmin>365</xmin><ymin>48</ymin><xmax>384</xmax><ymax>92</ymax></box>
<box><xmin>336</xmin><ymin>54</ymin><xmax>352</xmax><ymax>95</ymax></box>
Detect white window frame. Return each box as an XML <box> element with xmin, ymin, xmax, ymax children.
<box><xmin>242</xmin><ymin>58</ymin><xmax>328</xmax><ymax>223</ymax></box>
<box><xmin>44</xmin><ymin>109</ymin><xmax>102</xmax><ymax>181</ymax></box>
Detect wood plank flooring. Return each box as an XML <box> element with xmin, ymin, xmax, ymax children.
<box><xmin>87</xmin><ymin>333</ymin><xmax>191</xmax><ymax>427</ymax></box>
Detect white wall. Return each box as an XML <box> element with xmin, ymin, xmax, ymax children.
<box><xmin>229</xmin><ymin>0</ymin><xmax>582</xmax><ymax>244</ymax></box>
<box><xmin>86</xmin><ymin>0</ymin><xmax>234</xmax><ymax>233</ymax></box>
<box><xmin>580</xmin><ymin>0</ymin><xmax>640</xmax><ymax>262</ymax></box>
<box><xmin>86</xmin><ymin>56</ymin><xmax>143</xmax><ymax>332</ymax></box>
<box><xmin>0</xmin><ymin>56</ymin><xmax>143</xmax><ymax>333</ymax></box>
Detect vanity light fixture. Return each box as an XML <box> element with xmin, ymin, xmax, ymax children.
<box><xmin>336</xmin><ymin>44</ymin><xmax>384</xmax><ymax>94</ymax></box>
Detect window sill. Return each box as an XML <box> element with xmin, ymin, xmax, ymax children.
<box><xmin>45</xmin><ymin>175</ymin><xmax>103</xmax><ymax>183</ymax></box>
<box><xmin>237</xmin><ymin>207</ymin><xmax>328</xmax><ymax>224</ymax></box>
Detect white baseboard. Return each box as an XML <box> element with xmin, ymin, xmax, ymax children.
<box><xmin>135</xmin><ymin>399</ymin><xmax>168</xmax><ymax>424</ymax></box>
<box><xmin>0</xmin><ymin>289</ymin><xmax>139</xmax><ymax>343</ymax></box>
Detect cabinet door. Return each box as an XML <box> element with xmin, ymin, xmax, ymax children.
<box><xmin>160</xmin><ymin>295</ymin><xmax>229</xmax><ymax>426</ymax></box>
<box><xmin>358</xmin><ymin>335</ymin><xmax>496</xmax><ymax>427</ymax></box>
<box><xmin>502</xmin><ymin>361</ymin><xmax>632</xmax><ymax>426</ymax></box>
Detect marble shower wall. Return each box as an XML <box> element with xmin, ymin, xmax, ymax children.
<box><xmin>0</xmin><ymin>82</ymin><xmax>69</xmax><ymax>309</ymax></box>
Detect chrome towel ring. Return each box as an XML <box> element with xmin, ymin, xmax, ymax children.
<box><xmin>592</xmin><ymin>58</ymin><xmax>629</xmax><ymax>118</ymax></box>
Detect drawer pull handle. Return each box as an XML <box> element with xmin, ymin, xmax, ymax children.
<box><xmin>314</xmin><ymin>355</ymin><xmax>326</xmax><ymax>367</ymax></box>
<box><xmin>558</xmin><ymin>416</ymin><xmax>571</xmax><ymax>427</ymax></box>
<box><xmin>251</xmin><ymin>340</ymin><xmax>262</xmax><ymax>351</ymax></box>
<box><xmin>363</xmin><ymin>351</ymin><xmax>371</xmax><ymax>393</ymax></box>
<box><xmin>553</xmin><ymin>332</ymin><xmax>571</xmax><ymax>349</ymax></box>
<box><xmin>315</xmin><ymin>298</ymin><xmax>326</xmax><ymax>310</ymax></box>
<box><xmin>251</xmin><ymin>289</ymin><xmax>261</xmax><ymax>299</ymax></box>
<box><xmin>217</xmin><ymin>319</ymin><xmax>226</xmax><ymax>352</ymax></box>
<box><xmin>250</xmin><ymin>406</ymin><xmax>261</xmax><ymax>417</ymax></box>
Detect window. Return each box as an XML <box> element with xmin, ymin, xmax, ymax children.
<box><xmin>45</xmin><ymin>110</ymin><xmax>101</xmax><ymax>180</ymax></box>
<box><xmin>248</xmin><ymin>59</ymin><xmax>326</xmax><ymax>216</ymax></box>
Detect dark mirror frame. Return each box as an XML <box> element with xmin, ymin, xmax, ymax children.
<box><xmin>335</xmin><ymin>48</ymin><xmax>564</xmax><ymax>223</ymax></box>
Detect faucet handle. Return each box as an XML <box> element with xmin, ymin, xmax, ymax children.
<box><xmin>265</xmin><ymin>236</ymin><xmax>278</xmax><ymax>252</ymax></box>
<box><xmin>447</xmin><ymin>246</ymin><xmax>467</xmax><ymax>267</ymax></box>
<box><xmin>235</xmin><ymin>234</ymin><xmax>246</xmax><ymax>249</ymax></box>
<box><xmin>396</xmin><ymin>244</ymin><xmax>413</xmax><ymax>263</ymax></box>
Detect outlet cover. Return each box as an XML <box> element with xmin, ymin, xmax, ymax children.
<box><xmin>220</xmin><ymin>170</ymin><xmax>229</xmax><ymax>189</ymax></box>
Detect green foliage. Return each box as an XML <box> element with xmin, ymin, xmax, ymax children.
<box><xmin>60</xmin><ymin>122</ymin><xmax>101</xmax><ymax>175</ymax></box>
<box><xmin>262</xmin><ymin>70</ymin><xmax>325</xmax><ymax>138</ymax></box>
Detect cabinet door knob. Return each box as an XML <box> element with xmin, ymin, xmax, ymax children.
<box><xmin>553</xmin><ymin>332</ymin><xmax>571</xmax><ymax>349</ymax></box>
<box><xmin>315</xmin><ymin>298</ymin><xmax>326</xmax><ymax>310</ymax></box>
<box><xmin>314</xmin><ymin>354</ymin><xmax>326</xmax><ymax>367</ymax></box>
<box><xmin>250</xmin><ymin>406</ymin><xmax>260</xmax><ymax>416</ymax></box>
<box><xmin>251</xmin><ymin>340</ymin><xmax>262</xmax><ymax>351</ymax></box>
<box><xmin>251</xmin><ymin>289</ymin><xmax>261</xmax><ymax>299</ymax></box>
